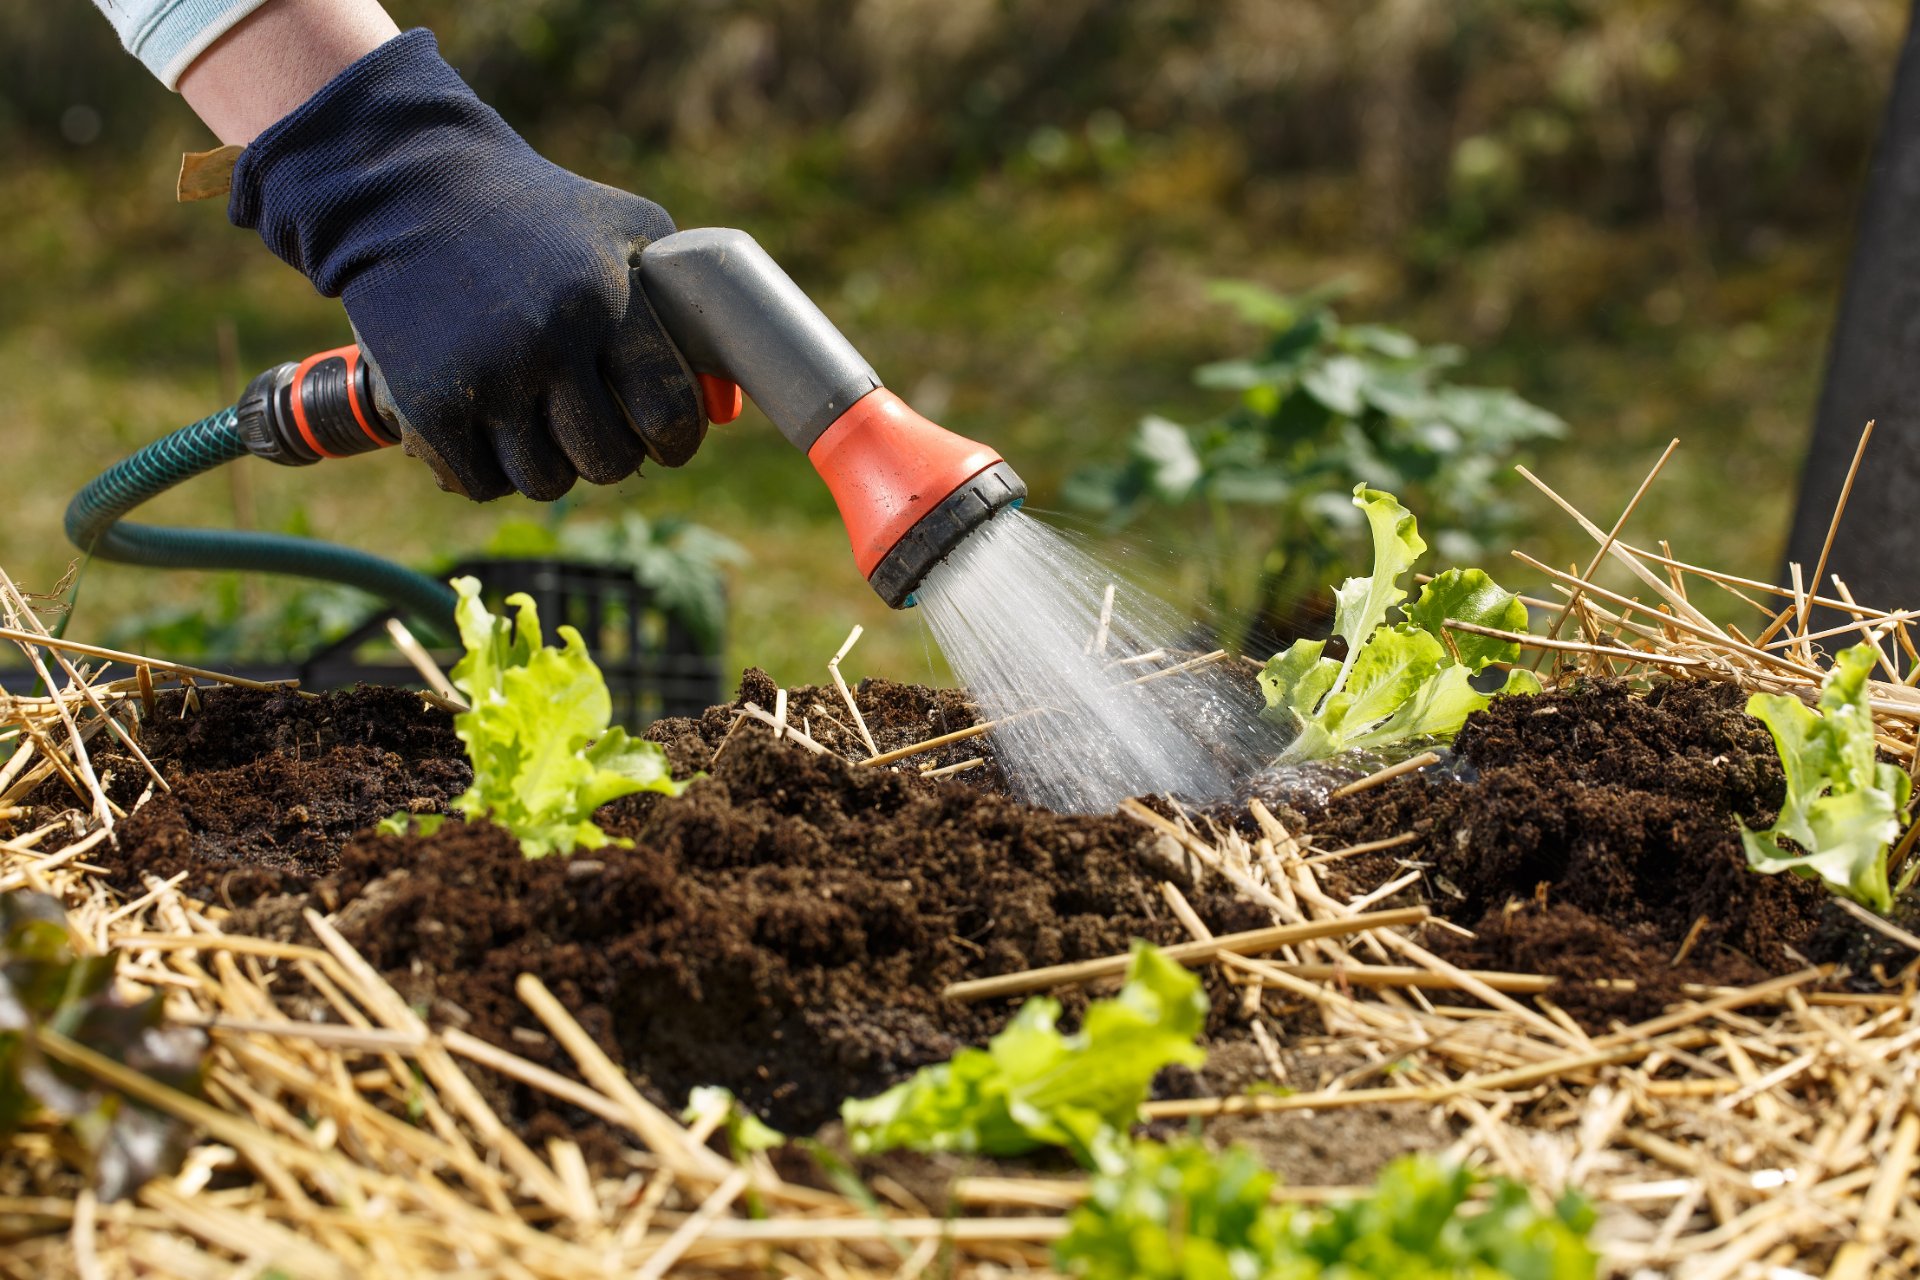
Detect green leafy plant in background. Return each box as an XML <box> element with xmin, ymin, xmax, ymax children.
<box><xmin>384</xmin><ymin>577</ymin><xmax>687</xmax><ymax>857</ymax></box>
<box><xmin>1262</xmin><ymin>486</ymin><xmax>1538</xmax><ymax>764</ymax></box>
<box><xmin>103</xmin><ymin>577</ymin><xmax>371</xmax><ymax>663</ymax></box>
<box><xmin>0</xmin><ymin>890</ymin><xmax>206</xmax><ymax>1200</ymax></box>
<box><xmin>1067</xmin><ymin>283</ymin><xmax>1561</xmax><ymax>646</ymax></box>
<box><xmin>1058</xmin><ymin>1146</ymin><xmax>1597</xmax><ymax>1280</ymax></box>
<box><xmin>841</xmin><ymin>943</ymin><xmax>1205</xmax><ymax>1172</ymax></box>
<box><xmin>487</xmin><ymin>512</ymin><xmax>747</xmax><ymax>652</ymax></box>
<box><xmin>1741</xmin><ymin>644</ymin><xmax>1913</xmax><ymax>913</ymax></box>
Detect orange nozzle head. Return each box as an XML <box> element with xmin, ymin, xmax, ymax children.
<box><xmin>807</xmin><ymin>389</ymin><xmax>1026</xmax><ymax>607</ymax></box>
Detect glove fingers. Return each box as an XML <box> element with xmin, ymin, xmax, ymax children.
<box><xmin>604</xmin><ymin>277</ymin><xmax>706</xmax><ymax>468</ymax></box>
<box><xmin>363</xmin><ymin>344</ymin><xmax>516</xmax><ymax>501</ymax></box>
<box><xmin>544</xmin><ymin>371</ymin><xmax>649</xmax><ymax>485</ymax></box>
<box><xmin>484</xmin><ymin>402</ymin><xmax>579</xmax><ymax>502</ymax></box>
<box><xmin>493</xmin><ymin>442</ymin><xmax>579</xmax><ymax>503</ymax></box>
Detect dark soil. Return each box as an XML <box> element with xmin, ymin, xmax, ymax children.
<box><xmin>647</xmin><ymin>668</ymin><xmax>1014</xmax><ymax>791</ymax></box>
<box><xmin>77</xmin><ymin>673</ymin><xmax>1262</xmax><ymax>1139</ymax></box>
<box><xmin>47</xmin><ymin>668</ymin><xmax>1883</xmax><ymax>1183</ymax></box>
<box><xmin>88</xmin><ymin>685</ymin><xmax>471</xmax><ymax>903</ymax></box>
<box><xmin>1290</xmin><ymin>680</ymin><xmax>1843</xmax><ymax>1024</ymax></box>
<box><xmin>322</xmin><ymin>725</ymin><xmax>1269</xmax><ymax>1134</ymax></box>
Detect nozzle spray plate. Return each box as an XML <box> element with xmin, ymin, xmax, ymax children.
<box><xmin>868</xmin><ymin>461</ymin><xmax>1026</xmax><ymax>608</ymax></box>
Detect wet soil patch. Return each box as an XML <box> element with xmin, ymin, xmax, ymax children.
<box><xmin>1292</xmin><ymin>680</ymin><xmax>1838</xmax><ymax>1024</ymax></box>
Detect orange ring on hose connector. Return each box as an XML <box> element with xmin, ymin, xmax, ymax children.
<box><xmin>334</xmin><ymin>345</ymin><xmax>389</xmax><ymax>447</ymax></box>
<box><xmin>291</xmin><ymin>346</ymin><xmax>391</xmax><ymax>456</ymax></box>
<box><xmin>287</xmin><ymin>351</ymin><xmax>343</xmax><ymax>460</ymax></box>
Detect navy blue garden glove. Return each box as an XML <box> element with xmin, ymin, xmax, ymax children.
<box><xmin>229</xmin><ymin>29</ymin><xmax>704</xmax><ymax>501</ymax></box>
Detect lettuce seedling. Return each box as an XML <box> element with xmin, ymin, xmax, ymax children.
<box><xmin>1056</xmin><ymin>1138</ymin><xmax>1282</xmax><ymax>1279</ymax></box>
<box><xmin>0</xmin><ymin>890</ymin><xmax>205</xmax><ymax>1200</ymax></box>
<box><xmin>1057</xmin><ymin>1147</ymin><xmax>1597</xmax><ymax>1280</ymax></box>
<box><xmin>1741</xmin><ymin>644</ymin><xmax>1911</xmax><ymax>913</ymax></box>
<box><xmin>427</xmin><ymin>577</ymin><xmax>687</xmax><ymax>858</ymax></box>
<box><xmin>840</xmin><ymin>943</ymin><xmax>1206</xmax><ymax>1172</ymax></box>
<box><xmin>1262</xmin><ymin>485</ymin><xmax>1538</xmax><ymax>764</ymax></box>
<box><xmin>1284</xmin><ymin>1156</ymin><xmax>1597</xmax><ymax>1280</ymax></box>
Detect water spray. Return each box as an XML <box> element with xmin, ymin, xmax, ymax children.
<box><xmin>65</xmin><ymin>228</ymin><xmax>1276</xmax><ymax>810</ymax></box>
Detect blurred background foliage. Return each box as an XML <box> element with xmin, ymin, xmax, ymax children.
<box><xmin>0</xmin><ymin>0</ymin><xmax>1906</xmax><ymax>685</ymax></box>
<box><xmin>1066</xmin><ymin>280</ymin><xmax>1566</xmax><ymax>652</ymax></box>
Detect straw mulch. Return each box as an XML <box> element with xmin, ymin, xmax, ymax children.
<box><xmin>3</xmin><ymin>443</ymin><xmax>1919</xmax><ymax>1279</ymax></box>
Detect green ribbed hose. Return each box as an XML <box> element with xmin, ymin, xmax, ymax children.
<box><xmin>65</xmin><ymin>406</ymin><xmax>457</xmax><ymax>628</ymax></box>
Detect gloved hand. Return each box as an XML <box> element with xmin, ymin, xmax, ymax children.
<box><xmin>228</xmin><ymin>29</ymin><xmax>704</xmax><ymax>501</ymax></box>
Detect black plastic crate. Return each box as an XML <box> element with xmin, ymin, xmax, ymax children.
<box><xmin>432</xmin><ymin>557</ymin><xmax>724</xmax><ymax>724</ymax></box>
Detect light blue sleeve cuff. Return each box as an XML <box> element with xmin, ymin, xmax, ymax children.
<box><xmin>92</xmin><ymin>0</ymin><xmax>273</xmax><ymax>89</ymax></box>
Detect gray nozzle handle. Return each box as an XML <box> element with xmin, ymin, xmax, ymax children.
<box><xmin>637</xmin><ymin>228</ymin><xmax>881</xmax><ymax>451</ymax></box>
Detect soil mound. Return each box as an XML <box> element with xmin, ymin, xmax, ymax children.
<box><xmin>646</xmin><ymin>667</ymin><xmax>1010</xmax><ymax>785</ymax></box>
<box><xmin>1301</xmin><ymin>680</ymin><xmax>1832</xmax><ymax>1022</ymax></box>
<box><xmin>327</xmin><ymin>724</ymin><xmax>1260</xmax><ymax>1132</ymax></box>
<box><xmin>138</xmin><ymin>683</ymin><xmax>462</xmax><ymax>773</ymax></box>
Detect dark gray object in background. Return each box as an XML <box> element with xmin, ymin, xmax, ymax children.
<box><xmin>1787</xmin><ymin>2</ymin><xmax>1920</xmax><ymax>612</ymax></box>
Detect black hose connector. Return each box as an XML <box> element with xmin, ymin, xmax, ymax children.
<box><xmin>237</xmin><ymin>345</ymin><xmax>397</xmax><ymax>466</ymax></box>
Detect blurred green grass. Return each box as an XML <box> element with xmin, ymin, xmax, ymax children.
<box><xmin>0</xmin><ymin>1</ymin><xmax>1894</xmax><ymax>688</ymax></box>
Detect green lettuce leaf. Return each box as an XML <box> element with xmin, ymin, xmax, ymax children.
<box><xmin>1263</xmin><ymin>487</ymin><xmax>1537</xmax><ymax>764</ymax></box>
<box><xmin>444</xmin><ymin>577</ymin><xmax>688</xmax><ymax>859</ymax></box>
<box><xmin>1406</xmin><ymin>567</ymin><xmax>1529</xmax><ymax>671</ymax></box>
<box><xmin>1289</xmin><ymin>1156</ymin><xmax>1598</xmax><ymax>1280</ymax></box>
<box><xmin>1056</xmin><ymin>1139</ymin><xmax>1281</xmax><ymax>1280</ymax></box>
<box><xmin>1330</xmin><ymin>486</ymin><xmax>1426</xmax><ymax>679</ymax></box>
<box><xmin>1258</xmin><ymin>639</ymin><xmax>1340</xmax><ymax>722</ymax></box>
<box><xmin>1501</xmin><ymin>667</ymin><xmax>1545</xmax><ymax>696</ymax></box>
<box><xmin>841</xmin><ymin>944</ymin><xmax>1206</xmax><ymax>1171</ymax></box>
<box><xmin>1741</xmin><ymin>644</ymin><xmax>1911</xmax><ymax>912</ymax></box>
<box><xmin>1343</xmin><ymin>661</ymin><xmax>1486</xmax><ymax>754</ymax></box>
<box><xmin>1056</xmin><ymin>1149</ymin><xmax>1597</xmax><ymax>1280</ymax></box>
<box><xmin>1318</xmin><ymin>624</ymin><xmax>1449</xmax><ymax>737</ymax></box>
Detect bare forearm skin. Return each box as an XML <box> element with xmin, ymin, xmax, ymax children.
<box><xmin>179</xmin><ymin>0</ymin><xmax>400</xmax><ymax>144</ymax></box>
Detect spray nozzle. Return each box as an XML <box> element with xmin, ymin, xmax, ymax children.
<box><xmin>637</xmin><ymin>228</ymin><xmax>1025</xmax><ymax>607</ymax></box>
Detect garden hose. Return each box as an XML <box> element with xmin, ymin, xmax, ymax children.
<box><xmin>63</xmin><ymin>348</ymin><xmax>459</xmax><ymax>629</ymax></box>
<box><xmin>65</xmin><ymin>228</ymin><xmax>1025</xmax><ymax>623</ymax></box>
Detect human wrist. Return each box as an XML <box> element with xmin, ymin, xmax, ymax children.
<box><xmin>179</xmin><ymin>0</ymin><xmax>399</xmax><ymax>144</ymax></box>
